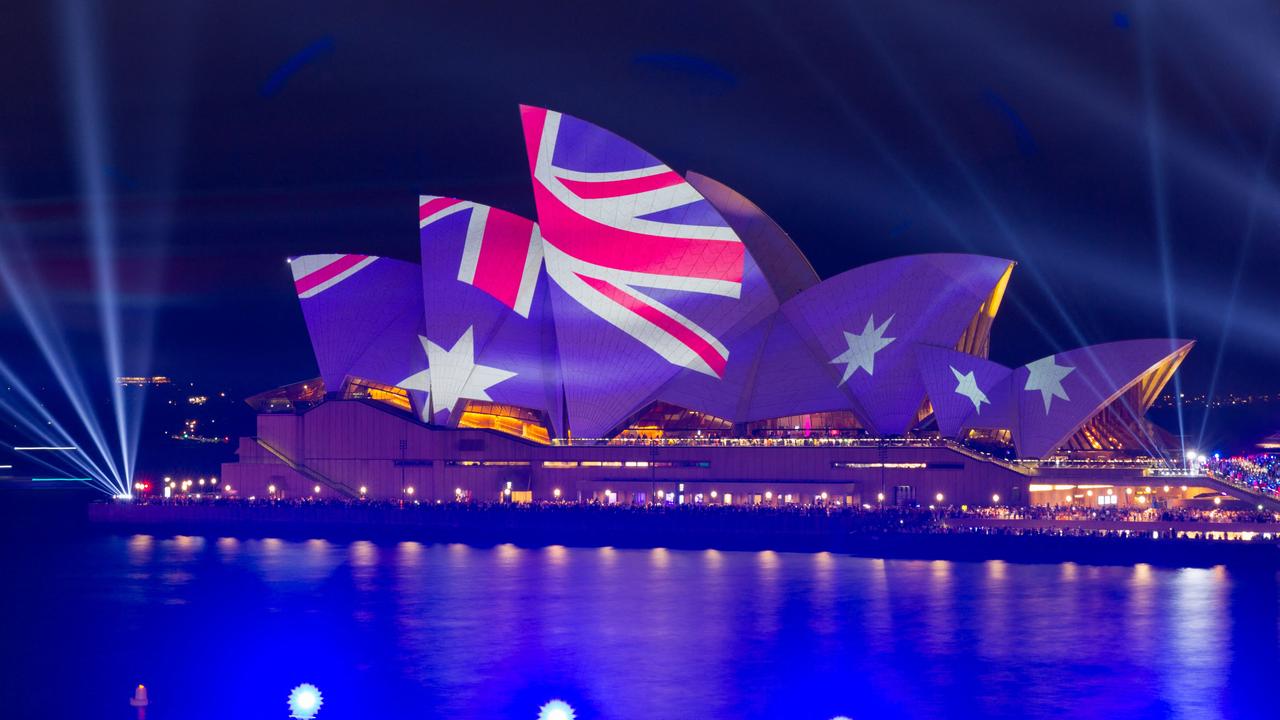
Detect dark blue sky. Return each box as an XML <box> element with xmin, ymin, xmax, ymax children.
<box><xmin>1</xmin><ymin>0</ymin><xmax>1278</xmax><ymax>398</ymax></box>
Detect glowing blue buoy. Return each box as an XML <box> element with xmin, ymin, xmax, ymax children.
<box><xmin>538</xmin><ymin>699</ymin><xmax>576</xmax><ymax>720</ymax></box>
<box><xmin>287</xmin><ymin>683</ymin><xmax>323</xmax><ymax>719</ymax></box>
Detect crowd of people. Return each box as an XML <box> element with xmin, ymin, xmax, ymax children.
<box><xmin>552</xmin><ymin>435</ymin><xmax>950</xmax><ymax>448</ymax></box>
<box><xmin>127</xmin><ymin>494</ymin><xmax>1279</xmax><ymax>527</ymax></box>
<box><xmin>112</xmin><ymin>496</ymin><xmax>1280</xmax><ymax>550</ymax></box>
<box><xmin>1206</xmin><ymin>453</ymin><xmax>1280</xmax><ymax>498</ymax></box>
<box><xmin>951</xmin><ymin>504</ymin><xmax>1278</xmax><ymax>524</ymax></box>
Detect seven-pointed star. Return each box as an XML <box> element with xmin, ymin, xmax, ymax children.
<box><xmin>396</xmin><ymin>355</ymin><xmax>432</xmax><ymax>422</ymax></box>
<box><xmin>415</xmin><ymin>326</ymin><xmax>516</xmax><ymax>417</ymax></box>
<box><xmin>1024</xmin><ymin>355</ymin><xmax>1075</xmax><ymax>413</ymax></box>
<box><xmin>950</xmin><ymin>365</ymin><xmax>990</xmax><ymax>414</ymax></box>
<box><xmin>830</xmin><ymin>314</ymin><xmax>896</xmax><ymax>385</ymax></box>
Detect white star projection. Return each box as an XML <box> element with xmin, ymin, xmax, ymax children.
<box><xmin>396</xmin><ymin>357</ymin><xmax>432</xmax><ymax>421</ymax></box>
<box><xmin>950</xmin><ymin>365</ymin><xmax>990</xmax><ymax>413</ymax></box>
<box><xmin>1024</xmin><ymin>355</ymin><xmax>1075</xmax><ymax>413</ymax></box>
<box><xmin>424</xmin><ymin>326</ymin><xmax>516</xmax><ymax>416</ymax></box>
<box><xmin>830</xmin><ymin>314</ymin><xmax>896</xmax><ymax>384</ymax></box>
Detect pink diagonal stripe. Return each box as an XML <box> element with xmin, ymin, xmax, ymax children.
<box><xmin>577</xmin><ymin>274</ymin><xmax>727</xmax><ymax>378</ymax></box>
<box><xmin>532</xmin><ymin>182</ymin><xmax>743</xmax><ymax>283</ymax></box>
<box><xmin>295</xmin><ymin>254</ymin><xmax>370</xmax><ymax>296</ymax></box>
<box><xmin>556</xmin><ymin>171</ymin><xmax>684</xmax><ymax>200</ymax></box>
<box><xmin>418</xmin><ymin>197</ymin><xmax>463</xmax><ymax>223</ymax></box>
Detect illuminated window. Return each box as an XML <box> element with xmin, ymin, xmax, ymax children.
<box><xmin>832</xmin><ymin>462</ymin><xmax>960</xmax><ymax>470</ymax></box>
<box><xmin>446</xmin><ymin>460</ymin><xmax>530</xmax><ymax>467</ymax></box>
<box><xmin>457</xmin><ymin>401</ymin><xmax>552</xmax><ymax>444</ymax></box>
<box><xmin>343</xmin><ymin>377</ymin><xmax>411</xmax><ymax>412</ymax></box>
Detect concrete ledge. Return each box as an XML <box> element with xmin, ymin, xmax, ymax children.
<box><xmin>88</xmin><ymin>503</ymin><xmax>1280</xmax><ymax>569</ymax></box>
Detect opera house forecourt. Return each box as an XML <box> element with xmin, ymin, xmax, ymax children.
<box><xmin>219</xmin><ymin>106</ymin><xmax>1265</xmax><ymax>511</ymax></box>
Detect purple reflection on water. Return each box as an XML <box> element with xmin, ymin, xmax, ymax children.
<box><xmin>0</xmin><ymin>535</ymin><xmax>1274</xmax><ymax>718</ymax></box>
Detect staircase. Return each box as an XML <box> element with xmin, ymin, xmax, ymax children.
<box><xmin>255</xmin><ymin>438</ymin><xmax>361</xmax><ymax>499</ymax></box>
<box><xmin>1200</xmin><ymin>472</ymin><xmax>1280</xmax><ymax>511</ymax></box>
<box><xmin>942</xmin><ymin>440</ymin><xmax>1033</xmax><ymax>475</ymax></box>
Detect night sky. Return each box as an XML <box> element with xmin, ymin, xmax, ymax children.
<box><xmin>2</xmin><ymin>0</ymin><xmax>1278</xmax><ymax>400</ymax></box>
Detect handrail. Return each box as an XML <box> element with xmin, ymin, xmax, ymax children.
<box><xmin>940</xmin><ymin>441</ymin><xmax>1031</xmax><ymax>474</ymax></box>
<box><xmin>1203</xmin><ymin>470</ymin><xmax>1280</xmax><ymax>507</ymax></box>
<box><xmin>255</xmin><ymin>437</ymin><xmax>361</xmax><ymax>499</ymax></box>
<box><xmin>549</xmin><ymin>435</ymin><xmax>1058</xmax><ymax>475</ymax></box>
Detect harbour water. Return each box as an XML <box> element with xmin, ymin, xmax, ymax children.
<box><xmin>1</xmin><ymin>533</ymin><xmax>1276</xmax><ymax>719</ymax></box>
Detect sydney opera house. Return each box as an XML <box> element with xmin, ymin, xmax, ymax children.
<box><xmin>221</xmin><ymin>105</ymin><xmax>1227</xmax><ymax>509</ymax></box>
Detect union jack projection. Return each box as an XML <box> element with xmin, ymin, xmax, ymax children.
<box><xmin>277</xmin><ymin>105</ymin><xmax>1192</xmax><ymax>459</ymax></box>
<box><xmin>289</xmin><ymin>254</ymin><xmax>427</xmax><ymax>402</ymax></box>
<box><xmin>520</xmin><ymin>105</ymin><xmax>745</xmax><ymax>379</ymax></box>
<box><xmin>417</xmin><ymin>197</ymin><xmax>563</xmax><ymax>432</ymax></box>
<box><xmin>417</xmin><ymin>196</ymin><xmax>544</xmax><ymax>318</ymax></box>
<box><xmin>292</xmin><ymin>253</ymin><xmax>377</xmax><ymax>299</ymax></box>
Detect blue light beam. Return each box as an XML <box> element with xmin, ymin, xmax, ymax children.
<box><xmin>1137</xmin><ymin>0</ymin><xmax>1186</xmax><ymax>463</ymax></box>
<box><xmin>0</xmin><ymin>216</ymin><xmax>126</xmax><ymax>493</ymax></box>
<box><xmin>61</xmin><ymin>0</ymin><xmax>136</xmax><ymax>490</ymax></box>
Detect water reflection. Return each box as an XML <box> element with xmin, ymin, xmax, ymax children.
<box><xmin>215</xmin><ymin>536</ymin><xmax>239</xmax><ymax>555</ymax></box>
<box><xmin>126</xmin><ymin>533</ymin><xmax>153</xmax><ymax>565</ymax></box>
<box><xmin>396</xmin><ymin>540</ymin><xmax>422</xmax><ymax>569</ymax></box>
<box><xmin>649</xmin><ymin>546</ymin><xmax>670</xmax><ymax>569</ymax></box>
<box><xmin>6</xmin><ymin>538</ymin><xmax>1274</xmax><ymax>719</ymax></box>
<box><xmin>1162</xmin><ymin>567</ymin><xmax>1231</xmax><ymax>718</ymax></box>
<box><xmin>171</xmin><ymin>534</ymin><xmax>203</xmax><ymax>554</ymax></box>
<box><xmin>921</xmin><ymin>559</ymin><xmax>956</xmax><ymax>657</ymax></box>
<box><xmin>752</xmin><ymin>550</ymin><xmax>782</xmax><ymax>637</ymax></box>
<box><xmin>349</xmin><ymin>540</ymin><xmax>379</xmax><ymax>605</ymax></box>
<box><xmin>350</xmin><ymin>540</ymin><xmax>376</xmax><ymax>568</ymax></box>
<box><xmin>1128</xmin><ymin>563</ymin><xmax>1158</xmax><ymax>659</ymax></box>
<box><xmin>809</xmin><ymin>551</ymin><xmax>837</xmax><ymax>635</ymax></box>
<box><xmin>545</xmin><ymin>544</ymin><xmax>568</xmax><ymax>566</ymax></box>
<box><xmin>861</xmin><ymin>558</ymin><xmax>893</xmax><ymax>656</ymax></box>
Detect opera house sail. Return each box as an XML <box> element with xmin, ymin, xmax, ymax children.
<box><xmin>224</xmin><ymin>106</ymin><xmax>1201</xmax><ymax>508</ymax></box>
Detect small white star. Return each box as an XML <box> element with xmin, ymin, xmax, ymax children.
<box><xmin>424</xmin><ymin>326</ymin><xmax>516</xmax><ymax>417</ymax></box>
<box><xmin>1024</xmin><ymin>355</ymin><xmax>1075</xmax><ymax>413</ymax></box>
<box><xmin>830</xmin><ymin>314</ymin><xmax>896</xmax><ymax>384</ymax></box>
<box><xmin>950</xmin><ymin>365</ymin><xmax>990</xmax><ymax>414</ymax></box>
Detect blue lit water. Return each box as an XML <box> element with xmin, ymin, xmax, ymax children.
<box><xmin>1</xmin><ymin>534</ymin><xmax>1276</xmax><ymax>719</ymax></box>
